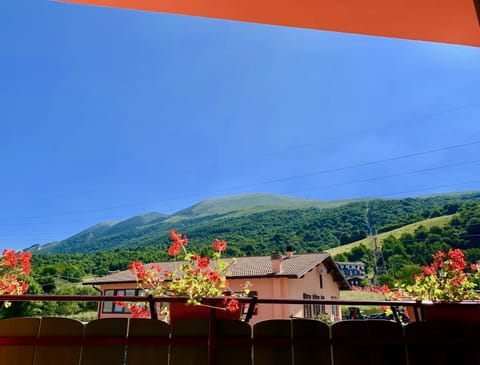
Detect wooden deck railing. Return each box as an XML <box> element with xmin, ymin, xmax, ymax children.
<box><xmin>1</xmin><ymin>316</ymin><xmax>479</xmax><ymax>365</ymax></box>
<box><xmin>0</xmin><ymin>295</ymin><xmax>479</xmax><ymax>365</ymax></box>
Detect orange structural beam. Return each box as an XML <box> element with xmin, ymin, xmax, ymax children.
<box><xmin>58</xmin><ymin>0</ymin><xmax>480</xmax><ymax>47</ymax></box>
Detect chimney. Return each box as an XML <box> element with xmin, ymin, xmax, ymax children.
<box><xmin>271</xmin><ymin>252</ymin><xmax>283</xmax><ymax>273</ymax></box>
<box><xmin>285</xmin><ymin>245</ymin><xmax>294</xmax><ymax>259</ymax></box>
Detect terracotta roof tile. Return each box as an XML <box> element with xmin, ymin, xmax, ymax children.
<box><xmin>227</xmin><ymin>253</ymin><xmax>331</xmax><ymax>278</ymax></box>
<box><xmin>85</xmin><ymin>252</ymin><xmax>350</xmax><ymax>289</ymax></box>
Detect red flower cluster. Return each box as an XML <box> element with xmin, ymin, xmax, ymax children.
<box><xmin>129</xmin><ymin>261</ymin><xmax>162</xmax><ymax>281</ymax></box>
<box><xmin>424</xmin><ymin>248</ymin><xmax>469</xmax><ymax>286</ymax></box>
<box><xmin>421</xmin><ymin>266</ymin><xmax>436</xmax><ymax>276</ymax></box>
<box><xmin>208</xmin><ymin>271</ymin><xmax>220</xmax><ymax>284</ymax></box>
<box><xmin>212</xmin><ymin>239</ymin><xmax>227</xmax><ymax>252</ymax></box>
<box><xmin>128</xmin><ymin>229</ymin><xmax>243</xmax><ymax>321</ymax></box>
<box><xmin>2</xmin><ymin>249</ymin><xmax>31</xmax><ymax>276</ymax></box>
<box><xmin>446</xmin><ymin>248</ymin><xmax>466</xmax><ymax>272</ymax></box>
<box><xmin>168</xmin><ymin>229</ymin><xmax>188</xmax><ymax>257</ymax></box>
<box><xmin>405</xmin><ymin>248</ymin><xmax>479</xmax><ymax>302</ymax></box>
<box><xmin>224</xmin><ymin>297</ymin><xmax>240</xmax><ymax>313</ymax></box>
<box><xmin>352</xmin><ymin>284</ymin><xmax>390</xmax><ymax>295</ymax></box>
<box><xmin>130</xmin><ymin>303</ymin><xmax>151</xmax><ymax>319</ymax></box>
<box><xmin>193</xmin><ymin>254</ymin><xmax>210</xmax><ymax>270</ymax></box>
<box><xmin>0</xmin><ymin>249</ymin><xmax>32</xmax><ymax>302</ymax></box>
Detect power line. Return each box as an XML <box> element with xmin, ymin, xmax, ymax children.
<box><xmin>296</xmin><ymin>179</ymin><xmax>478</xmax><ymax>204</ymax></box>
<box><xmin>12</xmin><ymin>100</ymin><xmax>480</xmax><ymax>218</ymax></box>
<box><xmin>3</xmin><ymin>179</ymin><xmax>479</xmax><ymax>242</ymax></box>
<box><xmin>1</xmin><ymin>139</ymin><xmax>479</xmax><ymax>224</ymax></box>
<box><xmin>187</xmin><ymin>99</ymin><xmax>480</xmax><ymax>174</ymax></box>
<box><xmin>0</xmin><ymin>218</ymin><xmax>102</xmax><ymax>227</ymax></box>
<box><xmin>372</xmin><ymin>180</ymin><xmax>480</xmax><ymax>198</ymax></box>
<box><xmin>209</xmin><ymin>140</ymin><xmax>480</xmax><ymax>193</ymax></box>
<box><xmin>281</xmin><ymin>159</ymin><xmax>480</xmax><ymax>195</ymax></box>
<box><xmin>3</xmin><ymin>172</ymin><xmax>477</xmax><ymax>231</ymax></box>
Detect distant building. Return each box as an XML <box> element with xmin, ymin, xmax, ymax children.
<box><xmin>85</xmin><ymin>252</ymin><xmax>350</xmax><ymax>325</ymax></box>
<box><xmin>336</xmin><ymin>261</ymin><xmax>366</xmax><ymax>287</ymax></box>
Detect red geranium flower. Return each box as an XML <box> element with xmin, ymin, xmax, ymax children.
<box><xmin>212</xmin><ymin>239</ymin><xmax>227</xmax><ymax>252</ymax></box>
<box><xmin>128</xmin><ymin>230</ymin><xmax>247</xmax><ymax>321</ymax></box>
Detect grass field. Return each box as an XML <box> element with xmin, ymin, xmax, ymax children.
<box><xmin>60</xmin><ymin>311</ymin><xmax>98</xmax><ymax>323</ymax></box>
<box><xmin>339</xmin><ymin>290</ymin><xmax>388</xmax><ymax>316</ymax></box>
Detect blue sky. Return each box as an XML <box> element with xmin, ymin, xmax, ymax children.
<box><xmin>2</xmin><ymin>0</ymin><xmax>480</xmax><ymax>250</ymax></box>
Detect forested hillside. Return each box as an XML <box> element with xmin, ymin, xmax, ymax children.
<box><xmin>333</xmin><ymin>202</ymin><xmax>480</xmax><ymax>287</ymax></box>
<box><xmin>377</xmin><ymin>202</ymin><xmax>480</xmax><ymax>285</ymax></box>
<box><xmin>27</xmin><ymin>191</ymin><xmax>480</xmax><ymax>279</ymax></box>
<box><xmin>4</xmin><ymin>191</ymin><xmax>480</xmax><ymax>320</ymax></box>
<box><xmin>26</xmin><ymin>193</ymin><xmax>353</xmax><ymax>254</ymax></box>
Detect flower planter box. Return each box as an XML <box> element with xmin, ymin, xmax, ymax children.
<box><xmin>422</xmin><ymin>302</ymin><xmax>480</xmax><ymax>323</ymax></box>
<box><xmin>169</xmin><ymin>301</ymin><xmax>241</xmax><ymax>324</ymax></box>
<box><xmin>408</xmin><ymin>302</ymin><xmax>480</xmax><ymax>323</ymax></box>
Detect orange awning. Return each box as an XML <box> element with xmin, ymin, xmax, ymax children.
<box><xmin>57</xmin><ymin>0</ymin><xmax>480</xmax><ymax>46</ymax></box>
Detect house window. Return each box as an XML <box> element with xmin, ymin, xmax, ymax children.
<box><xmin>331</xmin><ymin>296</ymin><xmax>338</xmax><ymax>318</ymax></box>
<box><xmin>319</xmin><ymin>274</ymin><xmax>323</xmax><ymax>289</ymax></box>
<box><xmin>304</xmin><ymin>294</ymin><xmax>325</xmax><ymax>319</ymax></box>
<box><xmin>320</xmin><ymin>295</ymin><xmax>326</xmax><ymax>314</ymax></box>
<box><xmin>102</xmin><ymin>289</ymin><xmax>144</xmax><ymax>314</ymax></box>
<box><xmin>303</xmin><ymin>293</ymin><xmax>312</xmax><ymax>318</ymax></box>
<box><xmin>312</xmin><ymin>294</ymin><xmax>325</xmax><ymax>316</ymax></box>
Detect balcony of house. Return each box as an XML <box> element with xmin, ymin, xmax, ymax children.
<box><xmin>0</xmin><ymin>294</ymin><xmax>479</xmax><ymax>365</ymax></box>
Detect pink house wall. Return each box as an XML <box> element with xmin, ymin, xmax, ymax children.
<box><xmin>95</xmin><ymin>262</ymin><xmax>343</xmax><ymax>324</ymax></box>
<box><xmin>286</xmin><ymin>264</ymin><xmax>342</xmax><ymax>322</ymax></box>
<box><xmin>228</xmin><ymin>277</ymin><xmax>289</xmax><ymax>325</ymax></box>
<box><xmin>224</xmin><ymin>262</ymin><xmax>342</xmax><ymax>325</ymax></box>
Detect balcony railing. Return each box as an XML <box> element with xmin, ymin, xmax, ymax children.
<box><xmin>4</xmin><ymin>293</ymin><xmax>480</xmax><ymax>321</ymax></box>
<box><xmin>0</xmin><ymin>295</ymin><xmax>479</xmax><ymax>365</ymax></box>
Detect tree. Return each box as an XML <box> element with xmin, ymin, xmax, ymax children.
<box><xmin>348</xmin><ymin>245</ymin><xmax>369</xmax><ymax>262</ymax></box>
<box><xmin>395</xmin><ymin>264</ymin><xmax>421</xmax><ymax>286</ymax></box>
<box><xmin>54</xmin><ymin>285</ymin><xmax>81</xmax><ymax>316</ymax></box>
<box><xmin>333</xmin><ymin>253</ymin><xmax>348</xmax><ymax>262</ymax></box>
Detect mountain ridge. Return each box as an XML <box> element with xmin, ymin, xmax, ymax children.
<box><xmin>27</xmin><ymin>193</ymin><xmax>351</xmax><ymax>253</ymax></box>
<box><xmin>26</xmin><ymin>191</ymin><xmax>480</xmax><ymax>255</ymax></box>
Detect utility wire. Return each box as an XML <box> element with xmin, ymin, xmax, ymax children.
<box><xmin>1</xmin><ymin>140</ymin><xmax>479</xmax><ymax>223</ymax></box>
<box><xmin>191</xmin><ymin>100</ymin><xmax>480</xmax><ymax>173</ymax></box>
<box><xmin>3</xmin><ymin>172</ymin><xmax>478</xmax><ymax>231</ymax></box>
<box><xmin>281</xmin><ymin>159</ymin><xmax>480</xmax><ymax>195</ymax></box>
<box><xmin>200</xmin><ymin>140</ymin><xmax>480</xmax><ymax>194</ymax></box>
<box><xmin>3</xmin><ymin>179</ymin><xmax>480</xmax><ymax>241</ymax></box>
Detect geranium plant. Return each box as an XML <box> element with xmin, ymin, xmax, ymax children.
<box><xmin>127</xmin><ymin>230</ymin><xmax>246</xmax><ymax>319</ymax></box>
<box><xmin>0</xmin><ymin>249</ymin><xmax>32</xmax><ymax>308</ymax></box>
<box><xmin>401</xmin><ymin>248</ymin><xmax>480</xmax><ymax>302</ymax></box>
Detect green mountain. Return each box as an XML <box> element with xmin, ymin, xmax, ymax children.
<box><xmin>27</xmin><ymin>193</ymin><xmax>350</xmax><ymax>254</ymax></box>
<box><xmin>170</xmin><ymin>193</ymin><xmax>354</xmax><ymax>220</ymax></box>
<box><xmin>28</xmin><ymin>221</ymin><xmax>117</xmax><ymax>253</ymax></box>
<box><xmin>101</xmin><ymin>212</ymin><xmax>168</xmax><ymax>236</ymax></box>
<box><xmin>26</xmin><ymin>191</ymin><xmax>480</xmax><ymax>256</ymax></box>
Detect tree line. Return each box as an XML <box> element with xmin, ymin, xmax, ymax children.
<box><xmin>335</xmin><ymin>202</ymin><xmax>480</xmax><ymax>287</ymax></box>
<box><xmin>4</xmin><ymin>194</ymin><xmax>480</xmax><ymax>318</ymax></box>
